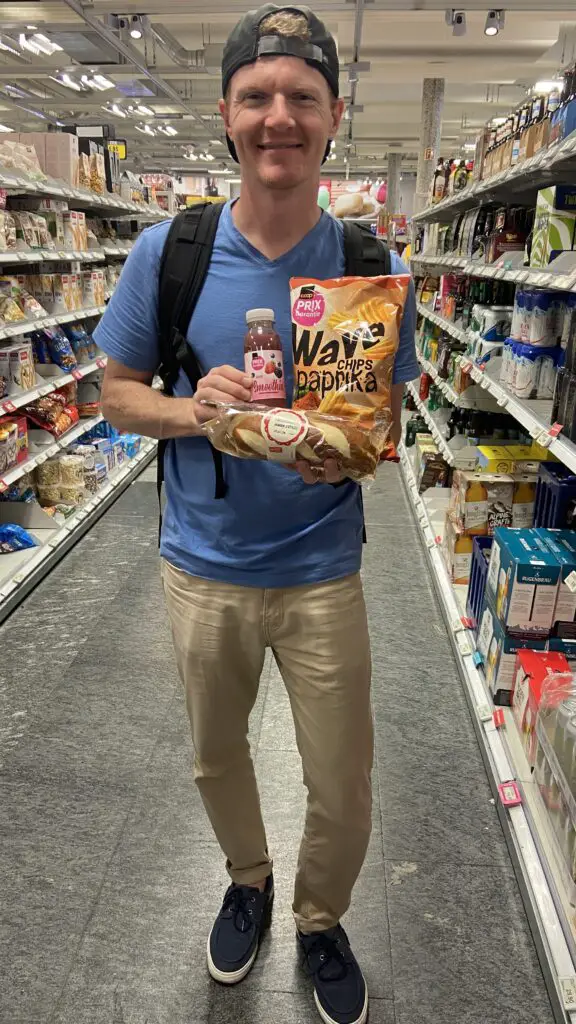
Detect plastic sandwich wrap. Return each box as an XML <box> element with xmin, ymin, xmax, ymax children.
<box><xmin>203</xmin><ymin>274</ymin><xmax>410</xmax><ymax>484</ymax></box>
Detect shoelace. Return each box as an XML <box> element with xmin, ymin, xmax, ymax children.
<box><xmin>222</xmin><ymin>886</ymin><xmax>260</xmax><ymax>934</ymax></box>
<box><xmin>302</xmin><ymin>931</ymin><xmax>350</xmax><ymax>983</ymax></box>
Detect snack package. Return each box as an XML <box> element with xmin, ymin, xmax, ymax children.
<box><xmin>204</xmin><ymin>274</ymin><xmax>410</xmax><ymax>483</ymax></box>
<box><xmin>204</xmin><ymin>403</ymin><xmax>382</xmax><ymax>483</ymax></box>
<box><xmin>24</xmin><ymin>393</ymin><xmax>78</xmax><ymax>437</ymax></box>
<box><xmin>63</xmin><ymin>322</ymin><xmax>93</xmax><ymax>363</ymax></box>
<box><xmin>42</xmin><ymin>326</ymin><xmax>77</xmax><ymax>371</ymax></box>
<box><xmin>0</xmin><ymin>523</ymin><xmax>38</xmax><ymax>554</ymax></box>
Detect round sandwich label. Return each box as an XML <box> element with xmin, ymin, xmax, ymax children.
<box><xmin>261</xmin><ymin>409</ymin><xmax>308</xmax><ymax>461</ymax></box>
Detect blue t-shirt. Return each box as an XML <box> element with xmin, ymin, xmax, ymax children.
<box><xmin>94</xmin><ymin>203</ymin><xmax>419</xmax><ymax>587</ymax></box>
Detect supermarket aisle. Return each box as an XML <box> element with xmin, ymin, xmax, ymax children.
<box><xmin>0</xmin><ymin>463</ymin><xmax>555</xmax><ymax>1024</ymax></box>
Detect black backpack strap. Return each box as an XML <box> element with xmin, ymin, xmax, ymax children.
<box><xmin>343</xmin><ymin>220</ymin><xmax>391</xmax><ymax>276</ymax></box>
<box><xmin>156</xmin><ymin>202</ymin><xmax>226</xmax><ymax>535</ymax></box>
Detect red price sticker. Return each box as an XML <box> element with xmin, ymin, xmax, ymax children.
<box><xmin>549</xmin><ymin>422</ymin><xmax>563</xmax><ymax>438</ymax></box>
<box><xmin>493</xmin><ymin>708</ymin><xmax>505</xmax><ymax>729</ymax></box>
<box><xmin>0</xmin><ymin>479</ymin><xmax>7</xmax><ymax>493</ymax></box>
<box><xmin>96</xmin><ymin>358</ymin><xmax>106</xmax><ymax>369</ymax></box>
<box><xmin>2</xmin><ymin>399</ymin><xmax>16</xmax><ymax>413</ymax></box>
<box><xmin>71</xmin><ymin>369</ymin><xmax>83</xmax><ymax>380</ymax></box>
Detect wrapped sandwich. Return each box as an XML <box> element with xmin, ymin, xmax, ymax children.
<box><xmin>203</xmin><ymin>273</ymin><xmax>410</xmax><ymax>483</ymax></box>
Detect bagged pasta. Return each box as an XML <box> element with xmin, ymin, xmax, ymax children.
<box><xmin>203</xmin><ymin>274</ymin><xmax>410</xmax><ymax>483</ymax></box>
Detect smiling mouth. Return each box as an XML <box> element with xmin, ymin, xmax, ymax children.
<box><xmin>257</xmin><ymin>143</ymin><xmax>303</xmax><ymax>150</ymax></box>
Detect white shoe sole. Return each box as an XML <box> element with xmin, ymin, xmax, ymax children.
<box><xmin>313</xmin><ymin>978</ymin><xmax>369</xmax><ymax>1024</ymax></box>
<box><xmin>206</xmin><ymin>935</ymin><xmax>258</xmax><ymax>985</ymax></box>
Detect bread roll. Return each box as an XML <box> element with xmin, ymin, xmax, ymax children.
<box><xmin>334</xmin><ymin>192</ymin><xmax>364</xmax><ymax>218</ymax></box>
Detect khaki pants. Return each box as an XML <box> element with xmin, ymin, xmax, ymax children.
<box><xmin>161</xmin><ymin>560</ymin><xmax>373</xmax><ymax>933</ymax></box>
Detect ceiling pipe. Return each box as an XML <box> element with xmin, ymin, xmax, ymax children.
<box><xmin>60</xmin><ymin>0</ymin><xmax>214</xmax><ymax>143</ymax></box>
<box><xmin>147</xmin><ymin>24</ymin><xmax>206</xmax><ymax>70</ymax></box>
<box><xmin>344</xmin><ymin>0</ymin><xmax>366</xmax><ymax>153</ymax></box>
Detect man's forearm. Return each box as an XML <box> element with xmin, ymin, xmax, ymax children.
<box><xmin>102</xmin><ymin>378</ymin><xmax>203</xmax><ymax>439</ymax></box>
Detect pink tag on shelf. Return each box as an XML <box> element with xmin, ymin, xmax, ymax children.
<box><xmin>493</xmin><ymin>708</ymin><xmax>505</xmax><ymax>729</ymax></box>
<box><xmin>2</xmin><ymin>400</ymin><xmax>16</xmax><ymax>413</ymax></box>
<box><xmin>71</xmin><ymin>369</ymin><xmax>83</xmax><ymax>380</ymax></box>
<box><xmin>435</xmin><ymin>535</ymin><xmax>442</xmax><ymax>545</ymax></box>
<box><xmin>498</xmin><ymin>780</ymin><xmax>522</xmax><ymax>807</ymax></box>
<box><xmin>0</xmin><ymin>479</ymin><xmax>7</xmax><ymax>493</ymax></box>
<box><xmin>461</xmin><ymin>616</ymin><xmax>473</xmax><ymax>630</ymax></box>
<box><xmin>548</xmin><ymin>422</ymin><xmax>563</xmax><ymax>439</ymax></box>
<box><xmin>96</xmin><ymin>358</ymin><xmax>106</xmax><ymax>369</ymax></box>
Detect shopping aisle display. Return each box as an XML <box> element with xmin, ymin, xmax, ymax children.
<box><xmin>0</xmin><ymin>130</ymin><xmax>166</xmax><ymax>620</ymax></box>
<box><xmin>401</xmin><ymin>57</ymin><xmax>576</xmax><ymax>1024</ymax></box>
<box><xmin>0</xmin><ymin>466</ymin><xmax>555</xmax><ymax>1024</ymax></box>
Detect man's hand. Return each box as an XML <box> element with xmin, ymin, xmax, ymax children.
<box><xmin>194</xmin><ymin>365</ymin><xmax>252</xmax><ymax>425</ymax></box>
<box><xmin>292</xmin><ymin>458</ymin><xmax>346</xmax><ymax>486</ymax></box>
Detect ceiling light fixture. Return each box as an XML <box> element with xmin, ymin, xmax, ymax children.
<box><xmin>103</xmin><ymin>103</ymin><xmax>127</xmax><ymax>118</ymax></box>
<box><xmin>135</xmin><ymin>103</ymin><xmax>154</xmax><ymax>117</ymax></box>
<box><xmin>445</xmin><ymin>10</ymin><xmax>466</xmax><ymax>37</ymax></box>
<box><xmin>135</xmin><ymin>122</ymin><xmax>155</xmax><ymax>135</ymax></box>
<box><xmin>484</xmin><ymin>10</ymin><xmax>504</xmax><ymax>36</ymax></box>
<box><xmin>130</xmin><ymin>16</ymin><xmax>143</xmax><ymax>39</ymax></box>
<box><xmin>534</xmin><ymin>80</ymin><xmax>561</xmax><ymax>93</ymax></box>
<box><xmin>158</xmin><ymin>124</ymin><xmax>178</xmax><ymax>136</ymax></box>
<box><xmin>0</xmin><ymin>124</ymin><xmax>14</xmax><ymax>133</ymax></box>
<box><xmin>93</xmin><ymin>74</ymin><xmax>115</xmax><ymax>91</ymax></box>
<box><xmin>51</xmin><ymin>72</ymin><xmax>82</xmax><ymax>92</ymax></box>
<box><xmin>0</xmin><ymin>37</ymin><xmax>21</xmax><ymax>57</ymax></box>
<box><xmin>81</xmin><ymin>73</ymin><xmax>115</xmax><ymax>92</ymax></box>
<box><xmin>19</xmin><ymin>31</ymin><xmax>62</xmax><ymax>56</ymax></box>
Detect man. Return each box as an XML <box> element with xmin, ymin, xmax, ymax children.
<box><xmin>96</xmin><ymin>6</ymin><xmax>419</xmax><ymax>1023</ymax></box>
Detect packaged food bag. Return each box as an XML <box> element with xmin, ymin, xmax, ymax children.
<box><xmin>203</xmin><ymin>274</ymin><xmax>410</xmax><ymax>483</ymax></box>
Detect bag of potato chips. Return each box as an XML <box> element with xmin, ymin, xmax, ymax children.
<box><xmin>202</xmin><ymin>275</ymin><xmax>410</xmax><ymax>485</ymax></box>
<box><xmin>290</xmin><ymin>274</ymin><xmax>410</xmax><ymax>462</ymax></box>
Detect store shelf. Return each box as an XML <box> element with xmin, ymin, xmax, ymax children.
<box><xmin>416</xmin><ymin>301</ymin><xmax>469</xmax><ymax>345</ymax></box>
<box><xmin>0</xmin><ymin>247</ymin><xmax>130</xmax><ymax>265</ymax></box>
<box><xmin>0</xmin><ymin>165</ymin><xmax>170</xmax><ymax>219</ymax></box>
<box><xmin>406</xmin><ymin>381</ymin><xmax>455</xmax><ymax>465</ymax></box>
<box><xmin>1</xmin><ymin>355</ymin><xmax>107</xmax><ymax>415</ymax></box>
<box><xmin>0</xmin><ymin>303</ymin><xmax>107</xmax><ymax>341</ymax></box>
<box><xmin>0</xmin><ymin>439</ymin><xmax>156</xmax><ymax>625</ymax></box>
<box><xmin>412</xmin><ymin>133</ymin><xmax>576</xmax><ymax>224</ymax></box>
<box><xmin>412</xmin><ymin>253</ymin><xmax>576</xmax><ymax>294</ymax></box>
<box><xmin>0</xmin><ymin>413</ymin><xmax>104</xmax><ymax>492</ymax></box>
<box><xmin>399</xmin><ymin>445</ymin><xmax>576</xmax><ymax>1024</ymax></box>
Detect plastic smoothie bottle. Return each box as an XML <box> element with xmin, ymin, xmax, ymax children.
<box><xmin>244</xmin><ymin>308</ymin><xmax>286</xmax><ymax>407</ymax></box>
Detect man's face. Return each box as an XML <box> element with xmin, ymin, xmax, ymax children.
<box><xmin>220</xmin><ymin>55</ymin><xmax>343</xmax><ymax>190</ymax></box>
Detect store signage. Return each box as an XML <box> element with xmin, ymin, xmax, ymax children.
<box><xmin>109</xmin><ymin>140</ymin><xmax>127</xmax><ymax>160</ymax></box>
<box><xmin>424</xmin><ymin>147</ymin><xmax>434</xmax><ymax>160</ymax></box>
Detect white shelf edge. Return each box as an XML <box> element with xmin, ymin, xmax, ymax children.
<box><xmin>0</xmin><ymin>302</ymin><xmax>108</xmax><ymax>341</ymax></box>
<box><xmin>406</xmin><ymin>381</ymin><xmax>455</xmax><ymax>465</ymax></box>
<box><xmin>1</xmin><ymin>356</ymin><xmax>107</xmax><ymax>414</ymax></box>
<box><xmin>0</xmin><ymin>413</ymin><xmax>104</xmax><ymax>491</ymax></box>
<box><xmin>412</xmin><ymin>255</ymin><xmax>576</xmax><ymax>293</ymax></box>
<box><xmin>399</xmin><ymin>446</ymin><xmax>576</xmax><ymax>1022</ymax></box>
<box><xmin>0</xmin><ymin>440</ymin><xmax>157</xmax><ymax>623</ymax></box>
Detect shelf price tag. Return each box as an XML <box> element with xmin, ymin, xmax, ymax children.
<box><xmin>498</xmin><ymin>780</ymin><xmax>522</xmax><ymax>807</ymax></box>
<box><xmin>472</xmin><ymin>650</ymin><xmax>484</xmax><ymax>668</ymax></box>
<box><xmin>456</xmin><ymin>633</ymin><xmax>473</xmax><ymax>656</ymax></box>
<box><xmin>2</xmin><ymin>399</ymin><xmax>16</xmax><ymax>413</ymax></box>
<box><xmin>565</xmin><ymin>571</ymin><xmax>576</xmax><ymax>594</ymax></box>
<box><xmin>559</xmin><ymin>977</ymin><xmax>576</xmax><ymax>1012</ymax></box>
<box><xmin>96</xmin><ymin>357</ymin><xmax>106</xmax><ymax>369</ymax></box>
<box><xmin>493</xmin><ymin>708</ymin><xmax>505</xmax><ymax>729</ymax></box>
<box><xmin>476</xmin><ymin>703</ymin><xmax>492</xmax><ymax>721</ymax></box>
<box><xmin>71</xmin><ymin>369</ymin><xmax>83</xmax><ymax>381</ymax></box>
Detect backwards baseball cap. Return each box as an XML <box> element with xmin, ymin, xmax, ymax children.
<box><xmin>222</xmin><ymin>4</ymin><xmax>339</xmax><ymax>162</ymax></box>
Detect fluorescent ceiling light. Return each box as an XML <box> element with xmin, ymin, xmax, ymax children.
<box><xmin>534</xmin><ymin>80</ymin><xmax>561</xmax><ymax>93</ymax></box>
<box><xmin>0</xmin><ymin>125</ymin><xmax>14</xmax><ymax>133</ymax></box>
<box><xmin>158</xmin><ymin>125</ymin><xmax>178</xmax><ymax>136</ymax></box>
<box><xmin>19</xmin><ymin>31</ymin><xmax>62</xmax><ymax>56</ymax></box>
<box><xmin>93</xmin><ymin>75</ymin><xmax>115</xmax><ymax>91</ymax></box>
<box><xmin>103</xmin><ymin>103</ymin><xmax>127</xmax><ymax>118</ymax></box>
<box><xmin>211</xmin><ymin>139</ymin><xmax>223</xmax><ymax>145</ymax></box>
<box><xmin>0</xmin><ymin>37</ymin><xmax>21</xmax><ymax>57</ymax></box>
<box><xmin>135</xmin><ymin>123</ymin><xmax>155</xmax><ymax>135</ymax></box>
<box><xmin>135</xmin><ymin>104</ymin><xmax>154</xmax><ymax>117</ymax></box>
<box><xmin>484</xmin><ymin>10</ymin><xmax>504</xmax><ymax>36</ymax></box>
<box><xmin>52</xmin><ymin>72</ymin><xmax>82</xmax><ymax>92</ymax></box>
<box><xmin>81</xmin><ymin>73</ymin><xmax>115</xmax><ymax>92</ymax></box>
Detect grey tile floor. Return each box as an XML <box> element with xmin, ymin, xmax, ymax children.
<box><xmin>0</xmin><ymin>462</ymin><xmax>555</xmax><ymax>1024</ymax></box>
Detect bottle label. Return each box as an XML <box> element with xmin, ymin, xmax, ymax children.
<box><xmin>465</xmin><ymin>499</ymin><xmax>488</xmax><ymax>530</ymax></box>
<box><xmin>512</xmin><ymin>501</ymin><xmax>535</xmax><ymax>529</ymax></box>
<box><xmin>260</xmin><ymin>409</ymin><xmax>308</xmax><ymax>462</ymax></box>
<box><xmin>245</xmin><ymin>348</ymin><xmax>285</xmax><ymax>402</ymax></box>
<box><xmin>453</xmin><ymin>553</ymin><xmax>472</xmax><ymax>585</ymax></box>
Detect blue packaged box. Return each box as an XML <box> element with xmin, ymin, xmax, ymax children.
<box><xmin>538</xmin><ymin>528</ymin><xmax>576</xmax><ymax>626</ymax></box>
<box><xmin>486</xmin><ymin>527</ymin><xmax>561</xmax><ymax>638</ymax></box>
<box><xmin>477</xmin><ymin>591</ymin><xmax>547</xmax><ymax>697</ymax></box>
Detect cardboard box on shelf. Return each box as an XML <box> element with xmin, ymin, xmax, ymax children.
<box><xmin>477</xmin><ymin>593</ymin><xmax>547</xmax><ymax>699</ymax></box>
<box><xmin>443</xmin><ymin>511</ymin><xmax>474</xmax><ymax>585</ymax></box>
<box><xmin>531</xmin><ymin>185</ymin><xmax>576</xmax><ymax>269</ymax></box>
<box><xmin>44</xmin><ymin>132</ymin><xmax>79</xmax><ymax>187</ymax></box>
<box><xmin>539</xmin><ymin>529</ymin><xmax>576</xmax><ymax>627</ymax></box>
<box><xmin>451</xmin><ymin>470</ymin><xmax>514</xmax><ymax>536</ymax></box>
<box><xmin>511</xmin><ymin>649</ymin><xmax>570</xmax><ymax>765</ymax></box>
<box><xmin>486</xmin><ymin>527</ymin><xmax>561</xmax><ymax>638</ymax></box>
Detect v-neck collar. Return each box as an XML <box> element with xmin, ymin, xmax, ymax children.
<box><xmin>225</xmin><ymin>199</ymin><xmax>328</xmax><ymax>267</ymax></box>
